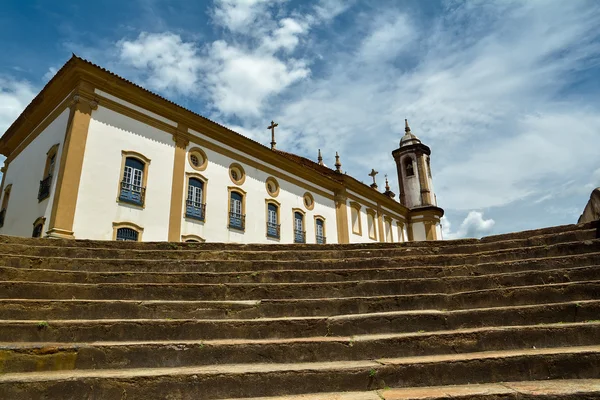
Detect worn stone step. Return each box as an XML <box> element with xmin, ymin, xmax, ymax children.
<box><xmin>2</xmin><ymin>260</ymin><xmax>598</xmax><ymax>285</ymax></box>
<box><xmin>3</xmin><ymin>243</ymin><xmax>599</xmax><ymax>275</ymax></box>
<box><xmin>0</xmin><ymin>346</ymin><xmax>598</xmax><ymax>399</ymax></box>
<box><xmin>2</xmin><ymin>322</ymin><xmax>598</xmax><ymax>373</ymax></box>
<box><xmin>2</xmin><ymin>265</ymin><xmax>597</xmax><ymax>301</ymax></box>
<box><xmin>0</xmin><ymin>236</ymin><xmax>597</xmax><ymax>263</ymax></box>
<box><xmin>0</xmin><ymin>301</ymin><xmax>597</xmax><ymax>342</ymax></box>
<box><xmin>223</xmin><ymin>379</ymin><xmax>600</xmax><ymax>400</ymax></box>
<box><xmin>0</xmin><ymin>221</ymin><xmax>594</xmax><ymax>251</ymax></box>
<box><xmin>1</xmin><ymin>282</ymin><xmax>597</xmax><ymax>320</ymax></box>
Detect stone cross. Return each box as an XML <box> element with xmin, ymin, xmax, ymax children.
<box><xmin>268</xmin><ymin>120</ymin><xmax>279</xmax><ymax>150</ymax></box>
<box><xmin>369</xmin><ymin>169</ymin><xmax>378</xmax><ymax>189</ymax></box>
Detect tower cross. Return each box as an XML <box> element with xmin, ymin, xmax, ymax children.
<box><xmin>267</xmin><ymin>120</ymin><xmax>279</xmax><ymax>150</ymax></box>
<box><xmin>369</xmin><ymin>168</ymin><xmax>379</xmax><ymax>189</ymax></box>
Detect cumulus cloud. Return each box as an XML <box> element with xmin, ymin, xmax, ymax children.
<box><xmin>0</xmin><ymin>78</ymin><xmax>37</xmax><ymax>135</ymax></box>
<box><xmin>442</xmin><ymin>211</ymin><xmax>495</xmax><ymax>240</ymax></box>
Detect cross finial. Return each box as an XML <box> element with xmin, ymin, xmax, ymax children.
<box><xmin>334</xmin><ymin>151</ymin><xmax>342</xmax><ymax>173</ymax></box>
<box><xmin>385</xmin><ymin>174</ymin><xmax>390</xmax><ymax>191</ymax></box>
<box><xmin>317</xmin><ymin>149</ymin><xmax>324</xmax><ymax>166</ymax></box>
<box><xmin>368</xmin><ymin>168</ymin><xmax>379</xmax><ymax>189</ymax></box>
<box><xmin>405</xmin><ymin>118</ymin><xmax>411</xmax><ymax>133</ymax></box>
<box><xmin>267</xmin><ymin>120</ymin><xmax>279</xmax><ymax>150</ymax></box>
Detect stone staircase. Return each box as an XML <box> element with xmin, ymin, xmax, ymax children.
<box><xmin>0</xmin><ymin>222</ymin><xmax>599</xmax><ymax>399</ymax></box>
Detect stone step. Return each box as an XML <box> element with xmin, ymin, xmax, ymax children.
<box><xmin>223</xmin><ymin>379</ymin><xmax>600</xmax><ymax>400</ymax></box>
<box><xmin>0</xmin><ymin>346</ymin><xmax>598</xmax><ymax>399</ymax></box>
<box><xmin>3</xmin><ymin>242</ymin><xmax>599</xmax><ymax>274</ymax></box>
<box><xmin>0</xmin><ymin>235</ymin><xmax>597</xmax><ymax>263</ymax></box>
<box><xmin>2</xmin><ymin>265</ymin><xmax>597</xmax><ymax>301</ymax></box>
<box><xmin>0</xmin><ymin>301</ymin><xmax>597</xmax><ymax>342</ymax></box>
<box><xmin>1</xmin><ymin>282</ymin><xmax>597</xmax><ymax>319</ymax></box>
<box><xmin>2</xmin><ymin>322</ymin><xmax>598</xmax><ymax>373</ymax></box>
<box><xmin>0</xmin><ymin>221</ymin><xmax>594</xmax><ymax>251</ymax></box>
<box><xmin>2</xmin><ymin>259</ymin><xmax>597</xmax><ymax>285</ymax></box>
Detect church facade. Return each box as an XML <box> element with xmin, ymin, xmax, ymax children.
<box><xmin>0</xmin><ymin>56</ymin><xmax>444</xmax><ymax>244</ymax></box>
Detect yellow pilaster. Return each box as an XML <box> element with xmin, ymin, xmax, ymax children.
<box><xmin>377</xmin><ymin>206</ymin><xmax>385</xmax><ymax>243</ymax></box>
<box><xmin>168</xmin><ymin>126</ymin><xmax>189</xmax><ymax>242</ymax></box>
<box><xmin>416</xmin><ymin>154</ymin><xmax>432</xmax><ymax>205</ymax></box>
<box><xmin>334</xmin><ymin>191</ymin><xmax>349</xmax><ymax>244</ymax></box>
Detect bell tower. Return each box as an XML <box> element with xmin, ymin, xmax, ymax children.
<box><xmin>392</xmin><ymin>119</ymin><xmax>444</xmax><ymax>241</ymax></box>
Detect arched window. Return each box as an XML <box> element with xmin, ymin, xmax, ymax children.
<box><xmin>32</xmin><ymin>217</ymin><xmax>45</xmax><ymax>238</ymax></box>
<box><xmin>181</xmin><ymin>234</ymin><xmax>205</xmax><ymax>243</ymax></box>
<box><xmin>294</xmin><ymin>211</ymin><xmax>305</xmax><ymax>243</ymax></box>
<box><xmin>315</xmin><ymin>217</ymin><xmax>326</xmax><ymax>244</ymax></box>
<box><xmin>350</xmin><ymin>202</ymin><xmax>362</xmax><ymax>235</ymax></box>
<box><xmin>426</xmin><ymin>156</ymin><xmax>432</xmax><ymax>178</ymax></box>
<box><xmin>367</xmin><ymin>210</ymin><xmax>377</xmax><ymax>240</ymax></box>
<box><xmin>116</xmin><ymin>227</ymin><xmax>139</xmax><ymax>241</ymax></box>
<box><xmin>0</xmin><ymin>184</ymin><xmax>12</xmax><ymax>228</ymax></box>
<box><xmin>120</xmin><ymin>156</ymin><xmax>146</xmax><ymax>206</ymax></box>
<box><xmin>266</xmin><ymin>202</ymin><xmax>280</xmax><ymax>238</ymax></box>
<box><xmin>38</xmin><ymin>144</ymin><xmax>59</xmax><ymax>201</ymax></box>
<box><xmin>405</xmin><ymin>158</ymin><xmax>414</xmax><ymax>177</ymax></box>
<box><xmin>229</xmin><ymin>190</ymin><xmax>245</xmax><ymax>230</ymax></box>
<box><xmin>186</xmin><ymin>177</ymin><xmax>205</xmax><ymax>221</ymax></box>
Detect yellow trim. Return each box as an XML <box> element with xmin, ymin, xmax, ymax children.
<box><xmin>334</xmin><ymin>191</ymin><xmax>349</xmax><ymax>244</ymax></box>
<box><xmin>265</xmin><ymin>198</ymin><xmax>281</xmax><ymax>240</ymax></box>
<box><xmin>227</xmin><ymin>186</ymin><xmax>246</xmax><ymax>231</ymax></box>
<box><xmin>265</xmin><ymin>176</ymin><xmax>280</xmax><ymax>198</ymax></box>
<box><xmin>112</xmin><ymin>221</ymin><xmax>144</xmax><ymax>241</ymax></box>
<box><xmin>303</xmin><ymin>192</ymin><xmax>315</xmax><ymax>210</ymax></box>
<box><xmin>184</xmin><ymin>171</ymin><xmax>208</xmax><ymax>221</ymax></box>
<box><xmin>117</xmin><ymin>150</ymin><xmax>152</xmax><ymax>209</ymax></box>
<box><xmin>384</xmin><ymin>216</ymin><xmax>393</xmax><ymax>243</ymax></box>
<box><xmin>32</xmin><ymin>216</ymin><xmax>46</xmax><ymax>238</ymax></box>
<box><xmin>46</xmin><ymin>88</ymin><xmax>98</xmax><ymax>240</ymax></box>
<box><xmin>377</xmin><ymin>208</ymin><xmax>385</xmax><ymax>243</ymax></box>
<box><xmin>168</xmin><ymin>131</ymin><xmax>189</xmax><ymax>241</ymax></box>
<box><xmin>188</xmin><ymin>146</ymin><xmax>208</xmax><ymax>171</ymax></box>
<box><xmin>366</xmin><ymin>208</ymin><xmax>378</xmax><ymax>241</ymax></box>
<box><xmin>229</xmin><ymin>162</ymin><xmax>246</xmax><ymax>186</ymax></box>
<box><xmin>314</xmin><ymin>215</ymin><xmax>326</xmax><ymax>243</ymax></box>
<box><xmin>349</xmin><ymin>201</ymin><xmax>362</xmax><ymax>235</ymax></box>
<box><xmin>181</xmin><ymin>234</ymin><xmax>205</xmax><ymax>243</ymax></box>
<box><xmin>417</xmin><ymin>154</ymin><xmax>432</xmax><ymax>205</ymax></box>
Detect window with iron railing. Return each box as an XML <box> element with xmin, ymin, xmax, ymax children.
<box><xmin>267</xmin><ymin>222</ymin><xmax>280</xmax><ymax>238</ymax></box>
<box><xmin>316</xmin><ymin>218</ymin><xmax>325</xmax><ymax>244</ymax></box>
<box><xmin>119</xmin><ymin>181</ymin><xmax>145</xmax><ymax>206</ymax></box>
<box><xmin>186</xmin><ymin>200</ymin><xmax>206</xmax><ymax>221</ymax></box>
<box><xmin>316</xmin><ymin>234</ymin><xmax>326</xmax><ymax>244</ymax></box>
<box><xmin>294</xmin><ymin>229</ymin><xmax>306</xmax><ymax>244</ymax></box>
<box><xmin>116</xmin><ymin>227</ymin><xmax>139</xmax><ymax>241</ymax></box>
<box><xmin>38</xmin><ymin>175</ymin><xmax>52</xmax><ymax>201</ymax></box>
<box><xmin>229</xmin><ymin>212</ymin><xmax>245</xmax><ymax>230</ymax></box>
<box><xmin>119</xmin><ymin>157</ymin><xmax>146</xmax><ymax>206</ymax></box>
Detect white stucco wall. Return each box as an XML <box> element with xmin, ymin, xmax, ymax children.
<box><xmin>72</xmin><ymin>106</ymin><xmax>175</xmax><ymax>241</ymax></box>
<box><xmin>411</xmin><ymin>221</ymin><xmax>427</xmax><ymax>241</ymax></box>
<box><xmin>401</xmin><ymin>155</ymin><xmax>421</xmax><ymax>209</ymax></box>
<box><xmin>0</xmin><ymin>109</ymin><xmax>70</xmax><ymax>237</ymax></box>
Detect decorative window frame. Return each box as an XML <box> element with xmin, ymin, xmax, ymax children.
<box><xmin>265</xmin><ymin>198</ymin><xmax>281</xmax><ymax>240</ymax></box>
<box><xmin>32</xmin><ymin>216</ymin><xmax>46</xmax><ymax>238</ymax></box>
<box><xmin>229</xmin><ymin>162</ymin><xmax>246</xmax><ymax>186</ymax></box>
<box><xmin>227</xmin><ymin>186</ymin><xmax>247</xmax><ymax>231</ymax></box>
<box><xmin>349</xmin><ymin>201</ymin><xmax>362</xmax><ymax>235</ymax></box>
<box><xmin>303</xmin><ymin>192</ymin><xmax>315</xmax><ymax>210</ymax></box>
<box><xmin>117</xmin><ymin>150</ymin><xmax>151</xmax><ymax>208</ymax></box>
<box><xmin>384</xmin><ymin>216</ymin><xmax>393</xmax><ymax>243</ymax></box>
<box><xmin>188</xmin><ymin>147</ymin><xmax>208</xmax><ymax>171</ymax></box>
<box><xmin>181</xmin><ymin>234</ymin><xmax>206</xmax><ymax>243</ymax></box>
<box><xmin>292</xmin><ymin>208</ymin><xmax>306</xmax><ymax>243</ymax></box>
<box><xmin>38</xmin><ymin>143</ymin><xmax>60</xmax><ymax>202</ymax></box>
<box><xmin>314</xmin><ymin>215</ymin><xmax>326</xmax><ymax>244</ymax></box>
<box><xmin>112</xmin><ymin>221</ymin><xmax>144</xmax><ymax>241</ymax></box>
<box><xmin>184</xmin><ymin>172</ymin><xmax>208</xmax><ymax>222</ymax></box>
<box><xmin>265</xmin><ymin>176</ymin><xmax>280</xmax><ymax>198</ymax></box>
<box><xmin>1</xmin><ymin>183</ymin><xmax>12</xmax><ymax>212</ymax></box>
<box><xmin>366</xmin><ymin>208</ymin><xmax>378</xmax><ymax>240</ymax></box>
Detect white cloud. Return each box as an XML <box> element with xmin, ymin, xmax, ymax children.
<box><xmin>442</xmin><ymin>211</ymin><xmax>495</xmax><ymax>240</ymax></box>
<box><xmin>213</xmin><ymin>0</ymin><xmax>274</xmax><ymax>34</ymax></box>
<box><xmin>0</xmin><ymin>78</ymin><xmax>37</xmax><ymax>136</ymax></box>
<box><xmin>117</xmin><ymin>32</ymin><xmax>203</xmax><ymax>96</ymax></box>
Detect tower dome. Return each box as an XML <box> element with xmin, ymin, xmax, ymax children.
<box><xmin>399</xmin><ymin>119</ymin><xmax>422</xmax><ymax>147</ymax></box>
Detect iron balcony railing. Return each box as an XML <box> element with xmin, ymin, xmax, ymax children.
<box><xmin>38</xmin><ymin>175</ymin><xmax>52</xmax><ymax>201</ymax></box>
<box><xmin>316</xmin><ymin>234</ymin><xmax>326</xmax><ymax>244</ymax></box>
<box><xmin>185</xmin><ymin>200</ymin><xmax>206</xmax><ymax>222</ymax></box>
<box><xmin>0</xmin><ymin>208</ymin><xmax>5</xmax><ymax>228</ymax></box>
<box><xmin>119</xmin><ymin>181</ymin><xmax>146</xmax><ymax>206</ymax></box>
<box><xmin>229</xmin><ymin>212</ymin><xmax>245</xmax><ymax>231</ymax></box>
<box><xmin>267</xmin><ymin>222</ymin><xmax>280</xmax><ymax>239</ymax></box>
<box><xmin>294</xmin><ymin>229</ymin><xmax>306</xmax><ymax>244</ymax></box>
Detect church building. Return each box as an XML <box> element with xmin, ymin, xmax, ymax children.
<box><xmin>0</xmin><ymin>56</ymin><xmax>443</xmax><ymax>243</ymax></box>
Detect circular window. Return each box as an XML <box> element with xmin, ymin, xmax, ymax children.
<box><xmin>303</xmin><ymin>192</ymin><xmax>315</xmax><ymax>210</ymax></box>
<box><xmin>229</xmin><ymin>163</ymin><xmax>246</xmax><ymax>185</ymax></box>
<box><xmin>188</xmin><ymin>148</ymin><xmax>208</xmax><ymax>171</ymax></box>
<box><xmin>265</xmin><ymin>177</ymin><xmax>280</xmax><ymax>197</ymax></box>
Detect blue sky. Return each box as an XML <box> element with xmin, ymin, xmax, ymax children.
<box><xmin>1</xmin><ymin>0</ymin><xmax>600</xmax><ymax>239</ymax></box>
